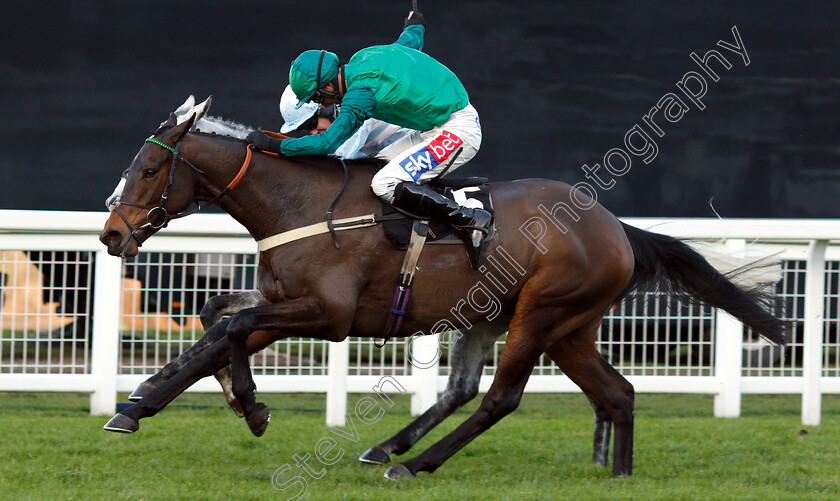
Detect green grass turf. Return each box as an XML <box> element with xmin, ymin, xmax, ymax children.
<box><xmin>0</xmin><ymin>391</ymin><xmax>838</xmax><ymax>500</ymax></box>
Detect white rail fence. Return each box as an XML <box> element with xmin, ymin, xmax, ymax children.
<box><xmin>1</xmin><ymin>210</ymin><xmax>839</xmax><ymax>426</ymax></box>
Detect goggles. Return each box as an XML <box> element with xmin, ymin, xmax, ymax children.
<box><xmin>299</xmin><ymin>104</ymin><xmax>337</xmax><ymax>132</ymax></box>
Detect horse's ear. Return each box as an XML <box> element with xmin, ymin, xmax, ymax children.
<box><xmin>192</xmin><ymin>96</ymin><xmax>212</xmax><ymax>123</ymax></box>
<box><xmin>174</xmin><ymin>95</ymin><xmax>196</xmax><ymax>116</ymax></box>
<box><xmin>167</xmin><ymin>112</ymin><xmax>197</xmax><ymax>142</ymax></box>
<box><xmin>153</xmin><ymin>112</ymin><xmax>178</xmax><ymax>134</ymax></box>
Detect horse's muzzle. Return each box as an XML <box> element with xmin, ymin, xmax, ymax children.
<box><xmin>100</xmin><ymin>227</ymin><xmax>139</xmax><ymax>257</ymax></box>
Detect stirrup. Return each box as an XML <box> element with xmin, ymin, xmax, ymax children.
<box><xmin>458</xmin><ymin>224</ymin><xmax>490</xmax><ymax>235</ymax></box>
<box><xmin>454</xmin><ymin>209</ymin><xmax>491</xmax><ymax>270</ymax></box>
<box><xmin>463</xmin><ymin>230</ymin><xmax>487</xmax><ymax>270</ymax></box>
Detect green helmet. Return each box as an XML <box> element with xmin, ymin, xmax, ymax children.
<box><xmin>289</xmin><ymin>50</ymin><xmax>339</xmax><ymax>109</ymax></box>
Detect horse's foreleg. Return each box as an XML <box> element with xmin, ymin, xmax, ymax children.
<box><xmin>103</xmin><ymin>324</ymin><xmax>278</xmax><ymax>433</ymax></box>
<box><xmin>106</xmin><ymin>321</ymin><xmax>233</xmax><ymax>432</ymax></box>
<box><xmin>225</xmin><ymin>296</ymin><xmax>341</xmax><ymax>437</ymax></box>
<box><xmin>359</xmin><ymin>325</ymin><xmax>503</xmax><ymax>465</ymax></box>
<box><xmin>128</xmin><ymin>291</ymin><xmax>263</xmax><ymax>402</ymax></box>
<box><xmin>546</xmin><ymin>323</ymin><xmax>634</xmax><ymax>476</ymax></box>
<box><xmin>128</xmin><ymin>319</ymin><xmax>228</xmax><ymax>401</ymax></box>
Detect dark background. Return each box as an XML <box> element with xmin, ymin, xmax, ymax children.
<box><xmin>0</xmin><ymin>0</ymin><xmax>837</xmax><ymax>217</ymax></box>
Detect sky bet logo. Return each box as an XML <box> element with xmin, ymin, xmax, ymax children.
<box><xmin>399</xmin><ymin>130</ymin><xmax>463</xmax><ymax>180</ymax></box>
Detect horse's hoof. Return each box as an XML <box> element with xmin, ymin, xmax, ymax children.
<box><xmin>103</xmin><ymin>413</ymin><xmax>139</xmax><ymax>433</ymax></box>
<box><xmin>359</xmin><ymin>447</ymin><xmax>392</xmax><ymax>465</ymax></box>
<box><xmin>384</xmin><ymin>463</ymin><xmax>415</xmax><ymax>480</ymax></box>
<box><xmin>128</xmin><ymin>381</ymin><xmax>155</xmax><ymax>402</ymax></box>
<box><xmin>246</xmin><ymin>403</ymin><xmax>271</xmax><ymax>437</ymax></box>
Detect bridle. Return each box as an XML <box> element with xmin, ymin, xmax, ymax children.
<box><xmin>110</xmin><ymin>134</ymin><xmax>252</xmax><ymax>249</ymax></box>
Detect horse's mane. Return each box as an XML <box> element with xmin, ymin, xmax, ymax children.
<box><xmin>189</xmin><ymin>115</ymin><xmax>385</xmax><ymax>171</ymax></box>
<box><xmin>193</xmin><ymin>115</ymin><xmax>253</xmax><ymax>139</ymax></box>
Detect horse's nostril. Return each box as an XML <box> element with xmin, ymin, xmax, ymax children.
<box><xmin>101</xmin><ymin>230</ymin><xmax>122</xmax><ymax>245</ymax></box>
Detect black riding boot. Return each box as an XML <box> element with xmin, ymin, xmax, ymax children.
<box><xmin>392</xmin><ymin>182</ymin><xmax>492</xmax><ymax>270</ymax></box>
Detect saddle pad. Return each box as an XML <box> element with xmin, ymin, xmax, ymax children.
<box><xmin>382</xmin><ymin>184</ymin><xmax>493</xmax><ymax>250</ymax></box>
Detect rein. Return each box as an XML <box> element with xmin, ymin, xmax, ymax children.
<box><xmin>112</xmin><ymin>135</ymin><xmax>254</xmax><ymax>247</ymax></box>
<box><xmin>114</xmin><ymin>129</ymin><xmax>367</xmax><ymax>252</ymax></box>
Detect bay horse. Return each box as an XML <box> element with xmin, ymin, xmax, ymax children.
<box><xmin>99</xmin><ymin>98</ymin><xmax>785</xmax><ymax>478</ymax></box>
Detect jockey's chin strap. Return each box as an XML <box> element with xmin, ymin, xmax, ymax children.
<box><xmin>112</xmin><ymin>135</ymin><xmax>253</xmax><ymax>248</ymax></box>
<box><xmin>312</xmin><ymin>50</ymin><xmax>342</xmax><ymax>103</ymax></box>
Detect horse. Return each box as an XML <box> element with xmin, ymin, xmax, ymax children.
<box><xmin>99</xmin><ymin>97</ymin><xmax>786</xmax><ymax>479</ymax></box>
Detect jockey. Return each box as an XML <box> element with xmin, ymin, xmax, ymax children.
<box><xmin>246</xmin><ymin>10</ymin><xmax>491</xmax><ymax>269</ymax></box>
<box><xmin>278</xmin><ymin>84</ymin><xmax>414</xmax><ymax>161</ymax></box>
<box><xmin>278</xmin><ymin>84</ymin><xmax>335</xmax><ymax>137</ymax></box>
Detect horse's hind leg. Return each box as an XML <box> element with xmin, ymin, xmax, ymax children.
<box><xmin>213</xmin><ymin>366</ymin><xmax>244</xmax><ymax>418</ymax></box>
<box><xmin>383</xmin><ymin>307</ymin><xmax>553</xmax><ymax>479</ymax></box>
<box><xmin>128</xmin><ymin>291</ymin><xmax>262</xmax><ymax>402</ymax></box>
<box><xmin>546</xmin><ymin>320</ymin><xmax>634</xmax><ymax>476</ymax></box>
<box><xmin>200</xmin><ymin>291</ymin><xmax>264</xmax><ymax>329</ymax></box>
<box><xmin>584</xmin><ymin>392</ymin><xmax>613</xmax><ymax>467</ymax></box>
<box><xmin>359</xmin><ymin>324</ymin><xmax>504</xmax><ymax>465</ymax></box>
<box><xmin>202</xmin><ymin>292</ymin><xmax>263</xmax><ymax>418</ymax></box>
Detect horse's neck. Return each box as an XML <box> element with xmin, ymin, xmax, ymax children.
<box><xmin>183</xmin><ymin>134</ymin><xmax>377</xmax><ymax>240</ymax></box>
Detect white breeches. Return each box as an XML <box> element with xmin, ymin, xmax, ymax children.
<box><xmin>370</xmin><ymin>104</ymin><xmax>482</xmax><ymax>203</ymax></box>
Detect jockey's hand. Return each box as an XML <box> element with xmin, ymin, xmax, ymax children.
<box><xmin>404</xmin><ymin>10</ymin><xmax>426</xmax><ymax>28</ymax></box>
<box><xmin>245</xmin><ymin>130</ymin><xmax>272</xmax><ymax>151</ymax></box>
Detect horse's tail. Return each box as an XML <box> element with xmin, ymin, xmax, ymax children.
<box><xmin>617</xmin><ymin>222</ymin><xmax>788</xmax><ymax>345</ymax></box>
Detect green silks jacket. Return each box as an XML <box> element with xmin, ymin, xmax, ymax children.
<box><xmin>279</xmin><ymin>24</ymin><xmax>470</xmax><ymax>157</ymax></box>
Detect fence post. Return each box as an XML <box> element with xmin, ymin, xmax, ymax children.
<box><xmin>326</xmin><ymin>338</ymin><xmax>349</xmax><ymax>426</ymax></box>
<box><xmin>409</xmin><ymin>333</ymin><xmax>440</xmax><ymax>416</ymax></box>
<box><xmin>714</xmin><ymin>311</ymin><xmax>743</xmax><ymax>417</ymax></box>
<box><xmin>714</xmin><ymin>239</ymin><xmax>746</xmax><ymax>418</ymax></box>
<box><xmin>90</xmin><ymin>249</ymin><xmax>122</xmax><ymax>416</ymax></box>
<box><xmin>802</xmin><ymin>239</ymin><xmax>827</xmax><ymax>426</ymax></box>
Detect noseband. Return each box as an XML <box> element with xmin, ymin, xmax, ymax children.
<box><xmin>110</xmin><ymin>135</ymin><xmax>252</xmax><ymax>249</ymax></box>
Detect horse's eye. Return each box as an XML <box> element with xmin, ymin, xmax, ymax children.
<box><xmin>143</xmin><ymin>168</ymin><xmax>158</xmax><ymax>178</ymax></box>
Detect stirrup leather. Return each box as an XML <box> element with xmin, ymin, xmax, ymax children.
<box><xmin>391</xmin><ymin>182</ymin><xmax>492</xmax><ymax>269</ymax></box>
